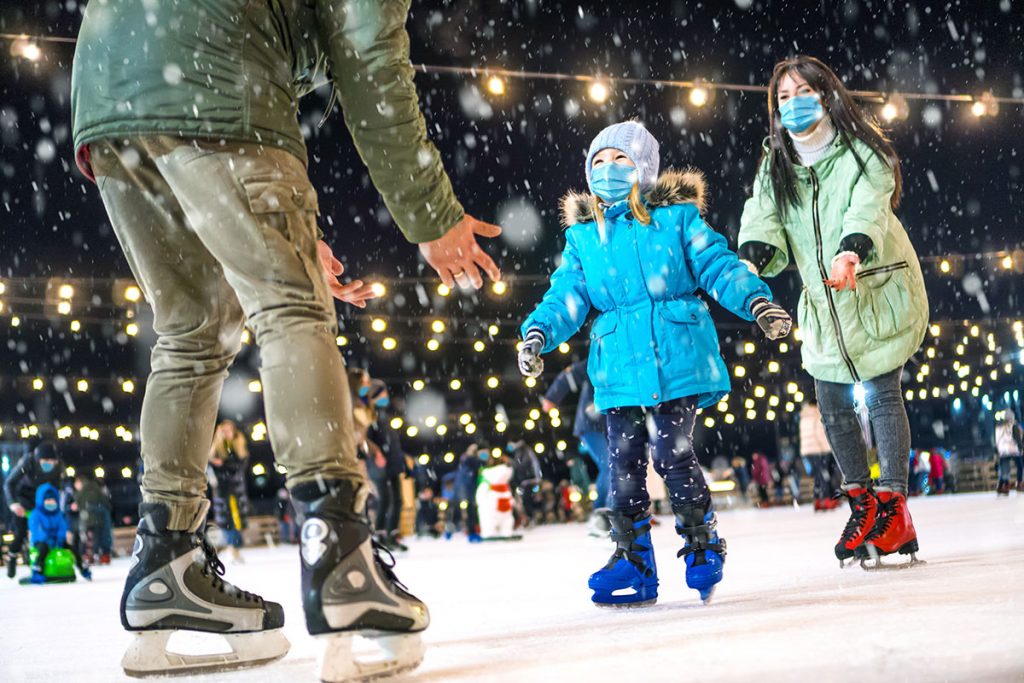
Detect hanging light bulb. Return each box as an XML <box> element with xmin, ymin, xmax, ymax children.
<box><xmin>689</xmin><ymin>87</ymin><xmax>709</xmax><ymax>107</ymax></box>
<box><xmin>588</xmin><ymin>80</ymin><xmax>610</xmax><ymax>103</ymax></box>
<box><xmin>486</xmin><ymin>75</ymin><xmax>506</xmax><ymax>96</ymax></box>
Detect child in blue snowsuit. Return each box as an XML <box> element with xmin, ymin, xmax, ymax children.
<box><xmin>518</xmin><ymin>121</ymin><xmax>792</xmax><ymax>606</ymax></box>
<box><xmin>28</xmin><ymin>483</ymin><xmax>90</xmax><ymax>583</ymax></box>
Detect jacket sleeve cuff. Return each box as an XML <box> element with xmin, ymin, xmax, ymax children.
<box><xmin>837</xmin><ymin>233</ymin><xmax>874</xmax><ymax>263</ymax></box>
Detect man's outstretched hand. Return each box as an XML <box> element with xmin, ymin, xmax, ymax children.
<box><xmin>316</xmin><ymin>240</ymin><xmax>379</xmax><ymax>308</ymax></box>
<box><xmin>419</xmin><ymin>214</ymin><xmax>502</xmax><ymax>290</ymax></box>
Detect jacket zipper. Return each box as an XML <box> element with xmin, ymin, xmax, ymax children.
<box><xmin>857</xmin><ymin>261</ymin><xmax>909</xmax><ymax>279</ymax></box>
<box><xmin>808</xmin><ymin>168</ymin><xmax>861</xmax><ymax>383</ymax></box>
<box><xmin>630</xmin><ymin>215</ymin><xmax>661</xmax><ymax>401</ymax></box>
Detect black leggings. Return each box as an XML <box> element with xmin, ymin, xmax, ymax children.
<box><xmin>605</xmin><ymin>398</ymin><xmax>710</xmax><ymax>515</ymax></box>
<box><xmin>373</xmin><ymin>475</ymin><xmax>403</xmax><ymax>535</ymax></box>
<box><xmin>7</xmin><ymin>515</ymin><xmax>28</xmax><ymax>557</ymax></box>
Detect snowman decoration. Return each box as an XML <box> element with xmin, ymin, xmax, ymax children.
<box><xmin>476</xmin><ymin>460</ymin><xmax>521</xmax><ymax>541</ymax></box>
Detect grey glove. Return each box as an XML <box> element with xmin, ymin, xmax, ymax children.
<box><xmin>518</xmin><ymin>329</ymin><xmax>545</xmax><ymax>378</ymax></box>
<box><xmin>751</xmin><ymin>297</ymin><xmax>792</xmax><ymax>340</ymax></box>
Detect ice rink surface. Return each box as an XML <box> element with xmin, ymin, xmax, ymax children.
<box><xmin>2</xmin><ymin>492</ymin><xmax>1022</xmax><ymax>682</ymax></box>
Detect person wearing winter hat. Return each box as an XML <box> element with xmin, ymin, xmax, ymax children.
<box><xmin>518</xmin><ymin>120</ymin><xmax>793</xmax><ymax>608</ymax></box>
<box><xmin>4</xmin><ymin>442</ymin><xmax>64</xmax><ymax>579</ymax></box>
<box><xmin>738</xmin><ymin>56</ymin><xmax>928</xmax><ymax>569</ymax></box>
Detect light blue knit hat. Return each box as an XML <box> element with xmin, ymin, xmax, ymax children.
<box><xmin>585</xmin><ymin>121</ymin><xmax>660</xmax><ymax>194</ymax></box>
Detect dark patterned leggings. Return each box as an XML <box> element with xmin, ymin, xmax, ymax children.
<box><xmin>605</xmin><ymin>397</ymin><xmax>710</xmax><ymax>515</ymax></box>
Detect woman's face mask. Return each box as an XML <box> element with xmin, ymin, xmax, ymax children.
<box><xmin>778</xmin><ymin>93</ymin><xmax>824</xmax><ymax>133</ymax></box>
<box><xmin>39</xmin><ymin>461</ymin><xmax>56</xmax><ymax>474</ymax></box>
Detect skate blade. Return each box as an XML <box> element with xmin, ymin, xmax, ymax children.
<box><xmin>860</xmin><ymin>549</ymin><xmax>926</xmax><ymax>571</ymax></box>
<box><xmin>121</xmin><ymin>629</ymin><xmax>290</xmax><ymax>678</ymax></box>
<box><xmin>593</xmin><ymin>599</ymin><xmax>657</xmax><ymax>609</ymax></box>
<box><xmin>700</xmin><ymin>586</ymin><xmax>717</xmax><ymax>605</ymax></box>
<box><xmin>317</xmin><ymin>631</ymin><xmax>425</xmax><ymax>683</ymax></box>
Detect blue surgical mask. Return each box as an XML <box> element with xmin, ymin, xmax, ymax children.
<box><xmin>44</xmin><ymin>500</ymin><xmax>58</xmax><ymax>512</ymax></box>
<box><xmin>779</xmin><ymin>94</ymin><xmax>824</xmax><ymax>133</ymax></box>
<box><xmin>358</xmin><ymin>385</ymin><xmax>370</xmax><ymax>397</ymax></box>
<box><xmin>40</xmin><ymin>461</ymin><xmax>55</xmax><ymax>473</ymax></box>
<box><xmin>589</xmin><ymin>162</ymin><xmax>637</xmax><ymax>203</ymax></box>
<box><xmin>374</xmin><ymin>396</ymin><xmax>390</xmax><ymax>408</ymax></box>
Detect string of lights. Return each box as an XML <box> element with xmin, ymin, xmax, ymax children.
<box><xmin>2</xmin><ymin>31</ymin><xmax>1021</xmax><ymax>117</ymax></box>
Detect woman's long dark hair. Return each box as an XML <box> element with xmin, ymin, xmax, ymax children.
<box><xmin>758</xmin><ymin>55</ymin><xmax>902</xmax><ymax>219</ymax></box>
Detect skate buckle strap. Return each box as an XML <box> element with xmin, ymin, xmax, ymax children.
<box><xmin>606</xmin><ymin>523</ymin><xmax>653</xmax><ymax>575</ymax></box>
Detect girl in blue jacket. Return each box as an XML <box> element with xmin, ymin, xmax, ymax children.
<box><xmin>518</xmin><ymin>121</ymin><xmax>791</xmax><ymax>607</ymax></box>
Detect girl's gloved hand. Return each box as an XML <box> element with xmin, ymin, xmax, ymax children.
<box><xmin>518</xmin><ymin>331</ymin><xmax>545</xmax><ymax>378</ymax></box>
<box><xmin>751</xmin><ymin>298</ymin><xmax>793</xmax><ymax>340</ymax></box>
<box><xmin>825</xmin><ymin>251</ymin><xmax>860</xmax><ymax>291</ymax></box>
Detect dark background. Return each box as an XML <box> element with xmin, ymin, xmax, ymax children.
<box><xmin>1</xmin><ymin>1</ymin><xmax>1022</xmax><ymax>518</ymax></box>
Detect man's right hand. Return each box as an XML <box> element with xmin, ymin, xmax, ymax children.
<box><xmin>9</xmin><ymin>503</ymin><xmax>25</xmax><ymax>518</ymax></box>
<box><xmin>419</xmin><ymin>214</ymin><xmax>502</xmax><ymax>290</ymax></box>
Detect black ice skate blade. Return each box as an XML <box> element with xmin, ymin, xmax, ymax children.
<box><xmin>481</xmin><ymin>535</ymin><xmax>523</xmax><ymax>542</ymax></box>
<box><xmin>593</xmin><ymin>599</ymin><xmax>658</xmax><ymax>609</ymax></box>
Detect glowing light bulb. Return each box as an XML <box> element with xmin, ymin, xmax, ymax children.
<box><xmin>486</xmin><ymin>75</ymin><xmax>505</xmax><ymax>95</ymax></box>
<box><xmin>588</xmin><ymin>80</ymin><xmax>610</xmax><ymax>103</ymax></box>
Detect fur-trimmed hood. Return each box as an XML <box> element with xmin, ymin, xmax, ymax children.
<box><xmin>560</xmin><ymin>168</ymin><xmax>707</xmax><ymax>227</ymax></box>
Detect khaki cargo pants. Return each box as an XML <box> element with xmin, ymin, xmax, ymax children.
<box><xmin>91</xmin><ymin>136</ymin><xmax>360</xmax><ymax>530</ymax></box>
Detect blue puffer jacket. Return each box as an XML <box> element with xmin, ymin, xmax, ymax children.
<box><xmin>522</xmin><ymin>170</ymin><xmax>773</xmax><ymax>411</ymax></box>
<box><xmin>29</xmin><ymin>483</ymin><xmax>69</xmax><ymax>547</ymax></box>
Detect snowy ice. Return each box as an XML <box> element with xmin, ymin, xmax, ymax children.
<box><xmin>2</xmin><ymin>493</ymin><xmax>1021</xmax><ymax>682</ymax></box>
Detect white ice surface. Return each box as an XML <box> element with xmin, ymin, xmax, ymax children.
<box><xmin>1</xmin><ymin>492</ymin><xmax>1022</xmax><ymax>682</ymax></box>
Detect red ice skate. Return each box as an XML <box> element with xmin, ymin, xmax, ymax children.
<box><xmin>834</xmin><ymin>486</ymin><xmax>876</xmax><ymax>567</ymax></box>
<box><xmin>857</xmin><ymin>491</ymin><xmax>923</xmax><ymax>570</ymax></box>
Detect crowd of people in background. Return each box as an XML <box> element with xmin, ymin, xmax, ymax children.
<box><xmin>3</xmin><ymin>442</ymin><xmax>112</xmax><ymax>583</ymax></box>
<box><xmin>4</xmin><ymin>392</ymin><xmax>1020</xmax><ymax>571</ymax></box>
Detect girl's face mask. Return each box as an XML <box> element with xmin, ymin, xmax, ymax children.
<box><xmin>39</xmin><ymin>461</ymin><xmax>56</xmax><ymax>474</ymax></box>
<box><xmin>44</xmin><ymin>499</ymin><xmax>58</xmax><ymax>512</ymax></box>
<box><xmin>590</xmin><ymin>161</ymin><xmax>637</xmax><ymax>203</ymax></box>
<box><xmin>778</xmin><ymin>93</ymin><xmax>824</xmax><ymax>133</ymax></box>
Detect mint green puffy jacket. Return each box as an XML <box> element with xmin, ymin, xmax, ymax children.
<box><xmin>738</xmin><ymin>137</ymin><xmax>928</xmax><ymax>384</ymax></box>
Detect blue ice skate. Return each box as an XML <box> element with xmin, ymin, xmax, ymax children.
<box><xmin>587</xmin><ymin>511</ymin><xmax>658</xmax><ymax>608</ymax></box>
<box><xmin>675</xmin><ymin>505</ymin><xmax>726</xmax><ymax>604</ymax></box>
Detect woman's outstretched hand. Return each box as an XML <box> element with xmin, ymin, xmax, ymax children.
<box><xmin>825</xmin><ymin>252</ymin><xmax>860</xmax><ymax>291</ymax></box>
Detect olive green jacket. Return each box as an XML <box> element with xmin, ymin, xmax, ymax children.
<box><xmin>738</xmin><ymin>136</ymin><xmax>929</xmax><ymax>384</ymax></box>
<box><xmin>71</xmin><ymin>0</ymin><xmax>462</xmax><ymax>243</ymax></box>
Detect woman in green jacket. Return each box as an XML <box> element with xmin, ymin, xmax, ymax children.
<box><xmin>738</xmin><ymin>56</ymin><xmax>928</xmax><ymax>569</ymax></box>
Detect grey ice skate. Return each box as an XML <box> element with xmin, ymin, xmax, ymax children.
<box><xmin>119</xmin><ymin>502</ymin><xmax>288</xmax><ymax>677</ymax></box>
<box><xmin>293</xmin><ymin>480</ymin><xmax>428</xmax><ymax>683</ymax></box>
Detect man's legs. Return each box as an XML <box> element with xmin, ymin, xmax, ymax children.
<box><xmin>153</xmin><ymin>142</ymin><xmax>361</xmax><ymax>487</ymax></box>
<box><xmin>93</xmin><ymin>139</ymin><xmax>246</xmax><ymax>530</ymax></box>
